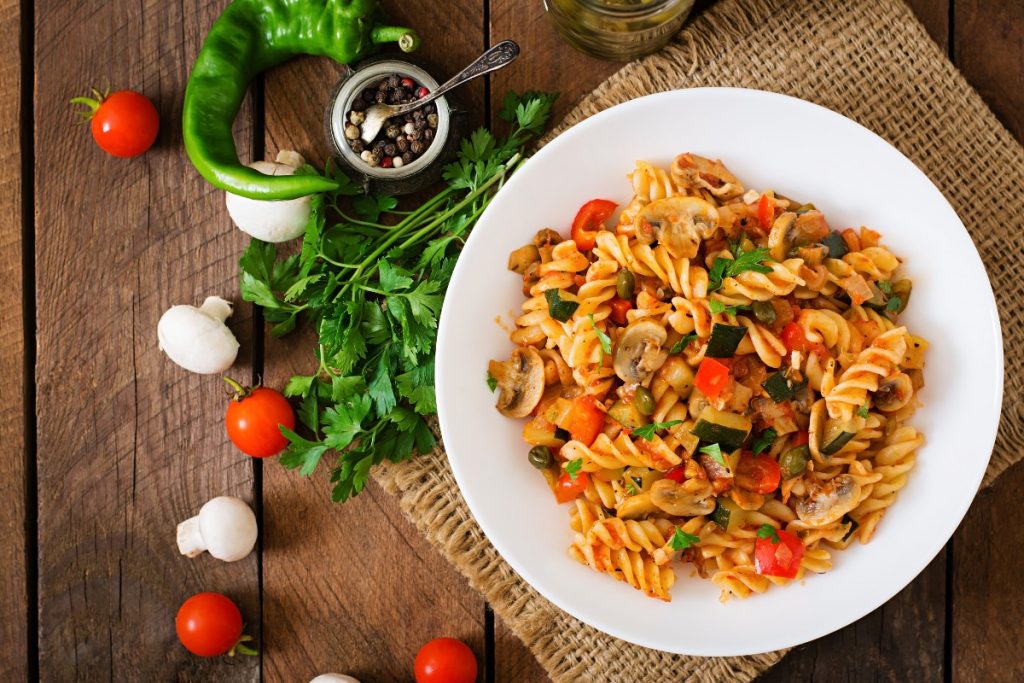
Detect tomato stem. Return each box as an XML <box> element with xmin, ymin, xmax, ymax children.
<box><xmin>223</xmin><ymin>376</ymin><xmax>252</xmax><ymax>400</ymax></box>
<box><xmin>228</xmin><ymin>633</ymin><xmax>258</xmax><ymax>657</ymax></box>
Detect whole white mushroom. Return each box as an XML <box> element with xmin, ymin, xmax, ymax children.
<box><xmin>157</xmin><ymin>296</ymin><xmax>240</xmax><ymax>374</ymax></box>
<box><xmin>309</xmin><ymin>675</ymin><xmax>360</xmax><ymax>683</ymax></box>
<box><xmin>225</xmin><ymin>150</ymin><xmax>312</xmax><ymax>242</ymax></box>
<box><xmin>177</xmin><ymin>496</ymin><xmax>257</xmax><ymax>562</ymax></box>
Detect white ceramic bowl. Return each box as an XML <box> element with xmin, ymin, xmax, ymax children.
<box><xmin>436</xmin><ymin>88</ymin><xmax>1003</xmax><ymax>656</ymax></box>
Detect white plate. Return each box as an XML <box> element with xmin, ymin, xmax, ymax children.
<box><xmin>435</xmin><ymin>88</ymin><xmax>1003</xmax><ymax>656</ymax></box>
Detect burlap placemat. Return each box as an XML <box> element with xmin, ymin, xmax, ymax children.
<box><xmin>375</xmin><ymin>0</ymin><xmax>1023</xmax><ymax>679</ymax></box>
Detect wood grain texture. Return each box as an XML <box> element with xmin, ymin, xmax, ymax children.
<box><xmin>34</xmin><ymin>0</ymin><xmax>259</xmax><ymax>679</ymax></box>
<box><xmin>259</xmin><ymin>2</ymin><xmax>488</xmax><ymax>681</ymax></box>
<box><xmin>0</xmin><ymin>0</ymin><xmax>26</xmax><ymax>679</ymax></box>
<box><xmin>952</xmin><ymin>462</ymin><xmax>1024</xmax><ymax>683</ymax></box>
<box><xmin>954</xmin><ymin>0</ymin><xmax>1024</xmax><ymax>142</ymax></box>
<box><xmin>905</xmin><ymin>0</ymin><xmax>949</xmax><ymax>50</ymax></box>
<box><xmin>494</xmin><ymin>614</ymin><xmax>548</xmax><ymax>683</ymax></box>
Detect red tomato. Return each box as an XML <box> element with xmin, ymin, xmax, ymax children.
<box><xmin>608</xmin><ymin>297</ymin><xmax>632</xmax><ymax>325</ymax></box>
<box><xmin>694</xmin><ymin>357</ymin><xmax>731</xmax><ymax>401</ymax></box>
<box><xmin>414</xmin><ymin>637</ymin><xmax>478</xmax><ymax>683</ymax></box>
<box><xmin>175</xmin><ymin>592</ymin><xmax>243</xmax><ymax>657</ymax></box>
<box><xmin>225</xmin><ymin>383</ymin><xmax>296</xmax><ymax>458</ymax></box>
<box><xmin>565</xmin><ymin>395</ymin><xmax>605</xmax><ymax>446</ymax></box>
<box><xmin>735</xmin><ymin>452</ymin><xmax>781</xmax><ymax>494</ymax></box>
<box><xmin>555</xmin><ymin>471</ymin><xmax>589</xmax><ymax>503</ymax></box>
<box><xmin>754</xmin><ymin>528</ymin><xmax>805</xmax><ymax>578</ymax></box>
<box><xmin>780</xmin><ymin>322</ymin><xmax>827</xmax><ymax>357</ymax></box>
<box><xmin>75</xmin><ymin>90</ymin><xmax>160</xmax><ymax>158</ymax></box>
<box><xmin>664</xmin><ymin>464</ymin><xmax>686</xmax><ymax>483</ymax></box>
<box><xmin>791</xmin><ymin>430</ymin><xmax>809</xmax><ymax>446</ymax></box>
<box><xmin>757</xmin><ymin>193</ymin><xmax>774</xmax><ymax>231</ymax></box>
<box><xmin>570</xmin><ymin>199</ymin><xmax>617</xmax><ymax>251</ymax></box>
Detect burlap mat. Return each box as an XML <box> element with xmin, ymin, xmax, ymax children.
<box><xmin>374</xmin><ymin>0</ymin><xmax>1023</xmax><ymax>679</ymax></box>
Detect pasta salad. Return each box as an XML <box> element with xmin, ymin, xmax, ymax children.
<box><xmin>487</xmin><ymin>153</ymin><xmax>928</xmax><ymax>602</ymax></box>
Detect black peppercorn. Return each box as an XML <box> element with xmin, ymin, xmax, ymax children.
<box><xmin>383</xmin><ymin>143</ymin><xmax>397</xmax><ymax>156</ymax></box>
<box><xmin>425</xmin><ymin>102</ymin><xmax>436</xmax><ymax>114</ymax></box>
<box><xmin>396</xmin><ymin>137</ymin><xmax>409</xmax><ymax>152</ymax></box>
<box><xmin>410</xmin><ymin>140</ymin><xmax>424</xmax><ymax>154</ymax></box>
<box><xmin>387</xmin><ymin>75</ymin><xmax>400</xmax><ymax>88</ymax></box>
<box><xmin>362</xmin><ymin>89</ymin><xmax>375</xmax><ymax>103</ymax></box>
<box><xmin>351</xmin><ymin>98</ymin><xmax>367</xmax><ymax>112</ymax></box>
<box><xmin>377</xmin><ymin>78</ymin><xmax>389</xmax><ymax>90</ymax></box>
<box><xmin>406</xmin><ymin>130</ymin><xmax>420</xmax><ymax>141</ymax></box>
<box><xmin>401</xmin><ymin>151</ymin><xmax>413</xmax><ymax>164</ymax></box>
<box><xmin>384</xmin><ymin>125</ymin><xmax>400</xmax><ymax>139</ymax></box>
<box><xmin>350</xmin><ymin>139</ymin><xmax>364</xmax><ymax>153</ymax></box>
<box><xmin>422</xmin><ymin>128</ymin><xmax>434</xmax><ymax>141</ymax></box>
<box><xmin>374</xmin><ymin>91</ymin><xmax>386</xmax><ymax>103</ymax></box>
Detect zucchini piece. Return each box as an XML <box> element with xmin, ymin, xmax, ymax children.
<box><xmin>762</xmin><ymin>371</ymin><xmax>806</xmax><ymax>403</ymax></box>
<box><xmin>705</xmin><ymin>323</ymin><xmax>747</xmax><ymax>358</ymax></box>
<box><xmin>822</xmin><ymin>230</ymin><xmax>848</xmax><ymax>258</ymax></box>
<box><xmin>820</xmin><ymin>416</ymin><xmax>860</xmax><ymax>455</ymax></box>
<box><xmin>608</xmin><ymin>399</ymin><xmax>647</xmax><ymax>429</ymax></box>
<box><xmin>711</xmin><ymin>497</ymin><xmax>746</xmax><ymax>532</ymax></box>
<box><xmin>691</xmin><ymin>406</ymin><xmax>752</xmax><ymax>448</ymax></box>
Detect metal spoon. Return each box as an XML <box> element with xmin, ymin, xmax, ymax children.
<box><xmin>359</xmin><ymin>40</ymin><xmax>520</xmax><ymax>143</ymax></box>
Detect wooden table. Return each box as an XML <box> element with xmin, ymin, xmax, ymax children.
<box><xmin>2</xmin><ymin>0</ymin><xmax>1021</xmax><ymax>680</ymax></box>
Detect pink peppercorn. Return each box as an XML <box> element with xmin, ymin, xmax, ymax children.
<box><xmin>380</xmin><ymin>156</ymin><xmax>394</xmax><ymax>169</ymax></box>
<box><xmin>416</xmin><ymin>86</ymin><xmax>429</xmax><ymax>99</ymax></box>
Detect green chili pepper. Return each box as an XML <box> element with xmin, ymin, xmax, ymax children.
<box><xmin>183</xmin><ymin>0</ymin><xmax>420</xmax><ymax>200</ymax></box>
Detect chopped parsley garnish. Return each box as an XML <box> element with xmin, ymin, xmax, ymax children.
<box><xmin>856</xmin><ymin>403</ymin><xmax>869</xmax><ymax>418</ymax></box>
<box><xmin>669</xmin><ymin>528</ymin><xmax>701</xmax><ymax>551</ymax></box>
<box><xmin>565</xmin><ymin>457</ymin><xmax>583</xmax><ymax>481</ymax></box>
<box><xmin>625</xmin><ymin>479</ymin><xmax>640</xmax><ymax>495</ymax></box>
<box><xmin>752</xmin><ymin>428</ymin><xmax>777</xmax><ymax>455</ymax></box>
<box><xmin>670</xmin><ymin>333</ymin><xmax>699</xmax><ymax>354</ymax></box>
<box><xmin>699</xmin><ymin>442</ymin><xmax>727</xmax><ymax>467</ymax></box>
<box><xmin>877</xmin><ymin>280</ymin><xmax>893</xmax><ymax>295</ymax></box>
<box><xmin>632</xmin><ymin>420</ymin><xmax>683</xmax><ymax>441</ymax></box>
<box><xmin>486</xmin><ymin>372</ymin><xmax>498</xmax><ymax>392</ymax></box>
<box><xmin>708</xmin><ymin>299</ymin><xmax>751</xmax><ymax>316</ymax></box>
<box><xmin>590</xmin><ymin>313</ymin><xmax>612</xmax><ymax>356</ymax></box>
<box><xmin>757</xmin><ymin>524</ymin><xmax>781</xmax><ymax>544</ymax></box>
<box><xmin>545</xmin><ymin>289</ymin><xmax>579</xmax><ymax>322</ymax></box>
<box><xmin>707</xmin><ymin>247</ymin><xmax>773</xmax><ymax>292</ymax></box>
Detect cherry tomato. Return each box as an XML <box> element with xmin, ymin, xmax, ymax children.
<box><xmin>555</xmin><ymin>471</ymin><xmax>590</xmax><ymax>503</ymax></box>
<box><xmin>73</xmin><ymin>89</ymin><xmax>159</xmax><ymax>158</ymax></box>
<box><xmin>564</xmin><ymin>395</ymin><xmax>605</xmax><ymax>447</ymax></box>
<box><xmin>754</xmin><ymin>528</ymin><xmax>805</xmax><ymax>578</ymax></box>
<box><xmin>225</xmin><ymin>381</ymin><xmax>295</xmax><ymax>458</ymax></box>
<box><xmin>735</xmin><ymin>452</ymin><xmax>781</xmax><ymax>494</ymax></box>
<box><xmin>608</xmin><ymin>297</ymin><xmax>632</xmax><ymax>325</ymax></box>
<box><xmin>570</xmin><ymin>199</ymin><xmax>617</xmax><ymax>251</ymax></box>
<box><xmin>780</xmin><ymin>322</ymin><xmax>827</xmax><ymax>357</ymax></box>
<box><xmin>757</xmin><ymin>193</ymin><xmax>775</xmax><ymax>231</ymax></box>
<box><xmin>664</xmin><ymin>464</ymin><xmax>686</xmax><ymax>483</ymax></box>
<box><xmin>414</xmin><ymin>637</ymin><xmax>478</xmax><ymax>683</ymax></box>
<box><xmin>175</xmin><ymin>592</ymin><xmax>243</xmax><ymax>657</ymax></box>
<box><xmin>694</xmin><ymin>357</ymin><xmax>731</xmax><ymax>401</ymax></box>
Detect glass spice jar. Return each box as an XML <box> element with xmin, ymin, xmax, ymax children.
<box><xmin>544</xmin><ymin>0</ymin><xmax>695</xmax><ymax>62</ymax></box>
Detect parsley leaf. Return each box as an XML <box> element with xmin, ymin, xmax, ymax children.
<box><xmin>752</xmin><ymin>428</ymin><xmax>777</xmax><ymax>455</ymax></box>
<box><xmin>708</xmin><ymin>299</ymin><xmax>751</xmax><ymax>316</ymax></box>
<box><xmin>545</xmin><ymin>289</ymin><xmax>579</xmax><ymax>322</ymax></box>
<box><xmin>566</xmin><ymin>458</ymin><xmax>583</xmax><ymax>481</ymax></box>
<box><xmin>632</xmin><ymin>420</ymin><xmax>684</xmax><ymax>441</ymax></box>
<box><xmin>625</xmin><ymin>479</ymin><xmax>639</xmax><ymax>495</ymax></box>
<box><xmin>670</xmin><ymin>333</ymin><xmax>699</xmax><ymax>354</ymax></box>
<box><xmin>757</xmin><ymin>524</ymin><xmax>781</xmax><ymax>544</ymax></box>
<box><xmin>708</xmin><ymin>248</ymin><xmax>773</xmax><ymax>292</ymax></box>
<box><xmin>857</xmin><ymin>403</ymin><xmax>870</xmax><ymax>418</ymax></box>
<box><xmin>669</xmin><ymin>528</ymin><xmax>701</xmax><ymax>551</ymax></box>
<box><xmin>877</xmin><ymin>280</ymin><xmax>893</xmax><ymax>295</ymax></box>
<box><xmin>699</xmin><ymin>442</ymin><xmax>727</xmax><ymax>467</ymax></box>
<box><xmin>486</xmin><ymin>372</ymin><xmax>498</xmax><ymax>392</ymax></box>
<box><xmin>886</xmin><ymin>296</ymin><xmax>903</xmax><ymax>312</ymax></box>
<box><xmin>590</xmin><ymin>314</ymin><xmax>612</xmax><ymax>356</ymax></box>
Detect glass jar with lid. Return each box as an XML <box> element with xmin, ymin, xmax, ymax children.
<box><xmin>544</xmin><ymin>0</ymin><xmax>695</xmax><ymax>62</ymax></box>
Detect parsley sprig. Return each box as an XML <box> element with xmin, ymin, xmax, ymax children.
<box><xmin>632</xmin><ymin>420</ymin><xmax>683</xmax><ymax>440</ymax></box>
<box><xmin>708</xmin><ymin>247</ymin><xmax>773</xmax><ymax>292</ymax></box>
<box><xmin>240</xmin><ymin>91</ymin><xmax>559</xmax><ymax>502</ymax></box>
<box><xmin>565</xmin><ymin>457</ymin><xmax>583</xmax><ymax>481</ymax></box>
<box><xmin>757</xmin><ymin>524</ymin><xmax>781</xmax><ymax>544</ymax></box>
<box><xmin>699</xmin><ymin>442</ymin><xmax>727</xmax><ymax>467</ymax></box>
<box><xmin>669</xmin><ymin>528</ymin><xmax>701</xmax><ymax>551</ymax></box>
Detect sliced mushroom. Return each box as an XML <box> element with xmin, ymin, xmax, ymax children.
<box><xmin>613</xmin><ymin>319</ymin><xmax>669</xmax><ymax>384</ymax></box>
<box><xmin>533</xmin><ymin>228</ymin><xmax>563</xmax><ymax>248</ymax></box>
<box><xmin>636</xmin><ymin>196</ymin><xmax>719</xmax><ymax>259</ymax></box>
<box><xmin>767</xmin><ymin>212</ymin><xmax>799</xmax><ymax>262</ymax></box>
<box><xmin>616</xmin><ymin>491</ymin><xmax>660</xmax><ymax>519</ymax></box>
<box><xmin>874</xmin><ymin>372</ymin><xmax>914</xmax><ymax>412</ymax></box>
<box><xmin>670</xmin><ymin>153</ymin><xmax>745</xmax><ymax>199</ymax></box>
<box><xmin>488</xmin><ymin>347</ymin><xmax>545</xmax><ymax>418</ymax></box>
<box><xmin>650</xmin><ymin>479</ymin><xmax>716</xmax><ymax>516</ymax></box>
<box><xmin>796</xmin><ymin>474</ymin><xmax>861</xmax><ymax>527</ymax></box>
<box><xmin>729</xmin><ymin>487</ymin><xmax>766</xmax><ymax>511</ymax></box>
<box><xmin>507</xmin><ymin>244</ymin><xmax>540</xmax><ymax>274</ymax></box>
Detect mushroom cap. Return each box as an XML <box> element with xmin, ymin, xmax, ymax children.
<box><xmin>225</xmin><ymin>159</ymin><xmax>312</xmax><ymax>243</ymax></box>
<box><xmin>796</xmin><ymin>474</ymin><xmax>861</xmax><ymax>527</ymax></box>
<box><xmin>874</xmin><ymin>372</ymin><xmax>914</xmax><ymax>412</ymax></box>
<box><xmin>614</xmin><ymin>319</ymin><xmax>669</xmax><ymax>384</ymax></box>
<box><xmin>309</xmin><ymin>676</ymin><xmax>360</xmax><ymax>683</ymax></box>
<box><xmin>489</xmin><ymin>347</ymin><xmax>545</xmax><ymax>418</ymax></box>
<box><xmin>650</xmin><ymin>478</ymin><xmax>716</xmax><ymax>516</ymax></box>
<box><xmin>767</xmin><ymin>212</ymin><xmax>798</xmax><ymax>262</ymax></box>
<box><xmin>157</xmin><ymin>299</ymin><xmax>240</xmax><ymax>375</ymax></box>
<box><xmin>636</xmin><ymin>196</ymin><xmax>719</xmax><ymax>259</ymax></box>
<box><xmin>199</xmin><ymin>496</ymin><xmax>258</xmax><ymax>562</ymax></box>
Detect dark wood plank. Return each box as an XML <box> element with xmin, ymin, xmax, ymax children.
<box><xmin>0</xmin><ymin>0</ymin><xmax>26</xmax><ymax>678</ymax></box>
<box><xmin>34</xmin><ymin>1</ymin><xmax>259</xmax><ymax>679</ymax></box>
<box><xmin>494</xmin><ymin>615</ymin><xmax>547</xmax><ymax>683</ymax></box>
<box><xmin>954</xmin><ymin>0</ymin><xmax>1024</xmax><ymax>141</ymax></box>
<box><xmin>905</xmin><ymin>0</ymin><xmax>949</xmax><ymax>51</ymax></box>
<box><xmin>952</xmin><ymin>461</ymin><xmax>1024</xmax><ymax>682</ymax></box>
<box><xmin>260</xmin><ymin>1</ymin><xmax>488</xmax><ymax>680</ymax></box>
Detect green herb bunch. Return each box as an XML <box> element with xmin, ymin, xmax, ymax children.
<box><xmin>238</xmin><ymin>91</ymin><xmax>558</xmax><ymax>502</ymax></box>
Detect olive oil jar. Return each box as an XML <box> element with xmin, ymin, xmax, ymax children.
<box><xmin>544</xmin><ymin>0</ymin><xmax>695</xmax><ymax>61</ymax></box>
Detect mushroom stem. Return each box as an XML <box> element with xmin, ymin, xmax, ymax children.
<box><xmin>198</xmin><ymin>296</ymin><xmax>234</xmax><ymax>323</ymax></box>
<box><xmin>176</xmin><ymin>515</ymin><xmax>207</xmax><ymax>558</ymax></box>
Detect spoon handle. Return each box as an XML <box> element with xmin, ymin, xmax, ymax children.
<box><xmin>395</xmin><ymin>40</ymin><xmax>520</xmax><ymax>115</ymax></box>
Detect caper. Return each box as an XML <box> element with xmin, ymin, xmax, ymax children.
<box><xmin>633</xmin><ymin>386</ymin><xmax>655</xmax><ymax>415</ymax></box>
<box><xmin>780</xmin><ymin>445</ymin><xmax>809</xmax><ymax>479</ymax></box>
<box><xmin>528</xmin><ymin>445</ymin><xmax>553</xmax><ymax>470</ymax></box>
<box><xmin>616</xmin><ymin>269</ymin><xmax>636</xmax><ymax>300</ymax></box>
<box><xmin>752</xmin><ymin>300</ymin><xmax>776</xmax><ymax>324</ymax></box>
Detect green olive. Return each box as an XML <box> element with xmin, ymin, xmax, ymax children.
<box><xmin>528</xmin><ymin>446</ymin><xmax>553</xmax><ymax>470</ymax></box>
<box><xmin>752</xmin><ymin>301</ymin><xmax>776</xmax><ymax>324</ymax></box>
<box><xmin>633</xmin><ymin>387</ymin><xmax>655</xmax><ymax>415</ymax></box>
<box><xmin>780</xmin><ymin>445</ymin><xmax>809</xmax><ymax>479</ymax></box>
<box><xmin>616</xmin><ymin>269</ymin><xmax>636</xmax><ymax>300</ymax></box>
